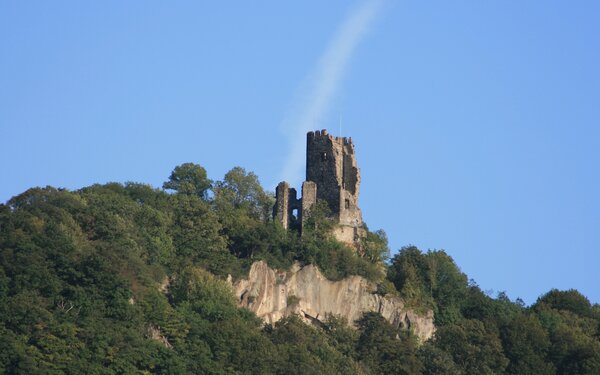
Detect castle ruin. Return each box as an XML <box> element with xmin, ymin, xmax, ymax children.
<box><xmin>274</xmin><ymin>129</ymin><xmax>365</xmax><ymax>244</ymax></box>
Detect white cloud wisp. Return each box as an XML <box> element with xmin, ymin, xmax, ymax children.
<box><xmin>278</xmin><ymin>0</ymin><xmax>383</xmax><ymax>186</ymax></box>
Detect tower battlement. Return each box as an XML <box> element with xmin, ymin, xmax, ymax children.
<box><xmin>307</xmin><ymin>129</ymin><xmax>353</xmax><ymax>146</ymax></box>
<box><xmin>274</xmin><ymin>129</ymin><xmax>365</xmax><ymax>245</ymax></box>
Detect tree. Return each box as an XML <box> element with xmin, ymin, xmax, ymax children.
<box><xmin>169</xmin><ymin>193</ymin><xmax>232</xmax><ymax>275</ymax></box>
<box><xmin>424</xmin><ymin>250</ymin><xmax>469</xmax><ymax>324</ymax></box>
<box><xmin>321</xmin><ymin>315</ymin><xmax>359</xmax><ymax>358</ymax></box>
<box><xmin>501</xmin><ymin>314</ymin><xmax>554</xmax><ymax>374</ymax></box>
<box><xmin>534</xmin><ymin>289</ymin><xmax>595</xmax><ymax>318</ymax></box>
<box><xmin>387</xmin><ymin>246</ymin><xmax>433</xmax><ymax>308</ymax></box>
<box><xmin>435</xmin><ymin>318</ymin><xmax>509</xmax><ymax>374</ymax></box>
<box><xmin>213</xmin><ymin>166</ymin><xmax>274</xmax><ymax>221</ymax></box>
<box><xmin>300</xmin><ymin>200</ymin><xmax>334</xmax><ymax>240</ymax></box>
<box><xmin>418</xmin><ymin>343</ymin><xmax>461</xmax><ymax>375</ymax></box>
<box><xmin>356</xmin><ymin>312</ymin><xmax>423</xmax><ymax>375</ymax></box>
<box><xmin>361</xmin><ymin>228</ymin><xmax>390</xmax><ymax>264</ymax></box>
<box><xmin>169</xmin><ymin>267</ymin><xmax>238</xmax><ymax>322</ymax></box>
<box><xmin>534</xmin><ymin>300</ymin><xmax>600</xmax><ymax>374</ymax></box>
<box><xmin>163</xmin><ymin>163</ymin><xmax>212</xmax><ymax>199</ymax></box>
<box><xmin>266</xmin><ymin>316</ymin><xmax>360</xmax><ymax>375</ymax></box>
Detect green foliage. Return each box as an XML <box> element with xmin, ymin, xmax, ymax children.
<box><xmin>266</xmin><ymin>316</ymin><xmax>360</xmax><ymax>374</ymax></box>
<box><xmin>300</xmin><ymin>236</ymin><xmax>383</xmax><ymax>282</ymax></box>
<box><xmin>169</xmin><ymin>193</ymin><xmax>233</xmax><ymax>275</ymax></box>
<box><xmin>211</xmin><ymin>167</ymin><xmax>296</xmax><ymax>277</ymax></box>
<box><xmin>435</xmin><ymin>318</ymin><xmax>509</xmax><ymax>374</ymax></box>
<box><xmin>286</xmin><ymin>295</ymin><xmax>300</xmax><ymax>306</ymax></box>
<box><xmin>533</xmin><ymin>302</ymin><xmax>600</xmax><ymax>374</ymax></box>
<box><xmin>388</xmin><ymin>246</ymin><xmax>469</xmax><ymax>316</ymax></box>
<box><xmin>375</xmin><ymin>278</ymin><xmax>397</xmax><ymax>296</ymax></box>
<box><xmin>300</xmin><ymin>200</ymin><xmax>385</xmax><ymax>282</ymax></box>
<box><xmin>356</xmin><ymin>312</ymin><xmax>423</xmax><ymax>375</ymax></box>
<box><xmin>361</xmin><ymin>228</ymin><xmax>390</xmax><ymax>263</ymax></box>
<box><xmin>213</xmin><ymin>166</ymin><xmax>274</xmax><ymax>222</ymax></box>
<box><xmin>535</xmin><ymin>288</ymin><xmax>596</xmax><ymax>318</ymax></box>
<box><xmin>0</xmin><ymin>165</ymin><xmax>395</xmax><ymax>374</ymax></box>
<box><xmin>418</xmin><ymin>342</ymin><xmax>462</xmax><ymax>375</ymax></box>
<box><xmin>321</xmin><ymin>315</ymin><xmax>359</xmax><ymax>358</ymax></box>
<box><xmin>169</xmin><ymin>267</ymin><xmax>238</xmax><ymax>321</ymax></box>
<box><xmin>501</xmin><ymin>313</ymin><xmax>555</xmax><ymax>374</ymax></box>
<box><xmin>389</xmin><ymin>244</ymin><xmax>600</xmax><ymax>375</ymax></box>
<box><xmin>163</xmin><ymin>162</ymin><xmax>212</xmax><ymax>199</ymax></box>
<box><xmin>300</xmin><ymin>199</ymin><xmax>335</xmax><ymax>237</ymax></box>
<box><xmin>1</xmin><ymin>164</ymin><xmax>599</xmax><ymax>373</ymax></box>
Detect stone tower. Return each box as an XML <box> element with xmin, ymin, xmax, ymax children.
<box><xmin>274</xmin><ymin>129</ymin><xmax>365</xmax><ymax>245</ymax></box>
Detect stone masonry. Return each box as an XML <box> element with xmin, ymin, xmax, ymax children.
<box><xmin>274</xmin><ymin>129</ymin><xmax>365</xmax><ymax>245</ymax></box>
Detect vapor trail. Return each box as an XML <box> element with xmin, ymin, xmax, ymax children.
<box><xmin>278</xmin><ymin>0</ymin><xmax>383</xmax><ymax>187</ymax></box>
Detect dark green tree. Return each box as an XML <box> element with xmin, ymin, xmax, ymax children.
<box><xmin>356</xmin><ymin>312</ymin><xmax>423</xmax><ymax>375</ymax></box>
<box><xmin>435</xmin><ymin>318</ymin><xmax>509</xmax><ymax>374</ymax></box>
<box><xmin>387</xmin><ymin>246</ymin><xmax>434</xmax><ymax>309</ymax></box>
<box><xmin>163</xmin><ymin>163</ymin><xmax>212</xmax><ymax>199</ymax></box>
<box><xmin>213</xmin><ymin>166</ymin><xmax>274</xmax><ymax>222</ymax></box>
<box><xmin>501</xmin><ymin>313</ymin><xmax>555</xmax><ymax>374</ymax></box>
<box><xmin>169</xmin><ymin>193</ymin><xmax>233</xmax><ymax>275</ymax></box>
<box><xmin>266</xmin><ymin>315</ymin><xmax>360</xmax><ymax>375</ymax></box>
<box><xmin>418</xmin><ymin>342</ymin><xmax>462</xmax><ymax>375</ymax></box>
<box><xmin>535</xmin><ymin>289</ymin><xmax>595</xmax><ymax>318</ymax></box>
<box><xmin>361</xmin><ymin>228</ymin><xmax>390</xmax><ymax>264</ymax></box>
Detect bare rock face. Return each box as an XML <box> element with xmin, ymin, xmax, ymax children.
<box><xmin>146</xmin><ymin>325</ymin><xmax>172</xmax><ymax>349</ymax></box>
<box><xmin>233</xmin><ymin>261</ymin><xmax>435</xmax><ymax>343</ymax></box>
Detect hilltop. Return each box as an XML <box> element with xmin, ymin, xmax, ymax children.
<box><xmin>0</xmin><ymin>161</ymin><xmax>599</xmax><ymax>374</ymax></box>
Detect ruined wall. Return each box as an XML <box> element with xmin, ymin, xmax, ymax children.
<box><xmin>305</xmin><ymin>130</ymin><xmax>343</xmax><ymax>215</ymax></box>
<box><xmin>301</xmin><ymin>181</ymin><xmax>317</xmax><ymax>228</ymax></box>
<box><xmin>274</xmin><ymin>129</ymin><xmax>365</xmax><ymax>244</ymax></box>
<box><xmin>305</xmin><ymin>130</ymin><xmax>363</xmax><ymax>242</ymax></box>
<box><xmin>338</xmin><ymin>139</ymin><xmax>362</xmax><ymax>228</ymax></box>
<box><xmin>274</xmin><ymin>182</ymin><xmax>290</xmax><ymax>229</ymax></box>
<box><xmin>274</xmin><ymin>182</ymin><xmax>301</xmax><ymax>230</ymax></box>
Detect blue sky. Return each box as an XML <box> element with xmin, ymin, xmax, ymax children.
<box><xmin>1</xmin><ymin>1</ymin><xmax>599</xmax><ymax>304</ymax></box>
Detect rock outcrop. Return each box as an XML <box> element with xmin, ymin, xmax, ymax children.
<box><xmin>233</xmin><ymin>261</ymin><xmax>435</xmax><ymax>343</ymax></box>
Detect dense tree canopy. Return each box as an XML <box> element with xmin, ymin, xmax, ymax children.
<box><xmin>163</xmin><ymin>163</ymin><xmax>212</xmax><ymax>199</ymax></box>
<box><xmin>0</xmin><ymin>163</ymin><xmax>598</xmax><ymax>374</ymax></box>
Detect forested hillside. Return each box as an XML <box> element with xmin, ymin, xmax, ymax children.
<box><xmin>1</xmin><ymin>163</ymin><xmax>599</xmax><ymax>374</ymax></box>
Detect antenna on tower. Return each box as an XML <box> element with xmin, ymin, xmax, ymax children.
<box><xmin>339</xmin><ymin>112</ymin><xmax>343</xmax><ymax>138</ymax></box>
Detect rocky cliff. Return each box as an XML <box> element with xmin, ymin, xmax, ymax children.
<box><xmin>233</xmin><ymin>261</ymin><xmax>435</xmax><ymax>343</ymax></box>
